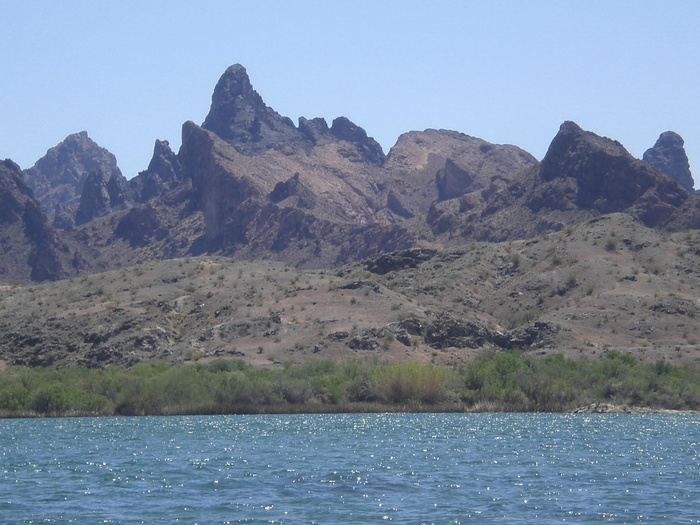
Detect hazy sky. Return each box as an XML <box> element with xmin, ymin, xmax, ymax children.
<box><xmin>2</xmin><ymin>1</ymin><xmax>698</xmax><ymax>185</ymax></box>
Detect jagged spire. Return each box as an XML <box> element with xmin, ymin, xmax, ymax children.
<box><xmin>201</xmin><ymin>64</ymin><xmax>299</xmax><ymax>153</ymax></box>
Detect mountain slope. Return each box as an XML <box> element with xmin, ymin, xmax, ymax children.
<box><xmin>1</xmin><ymin>214</ymin><xmax>699</xmax><ymax>368</ymax></box>
<box><xmin>0</xmin><ymin>159</ymin><xmax>69</xmax><ymax>281</ymax></box>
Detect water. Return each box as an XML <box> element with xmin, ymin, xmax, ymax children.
<box><xmin>1</xmin><ymin>413</ymin><xmax>698</xmax><ymax>524</ymax></box>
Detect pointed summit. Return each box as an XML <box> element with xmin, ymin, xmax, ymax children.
<box><xmin>643</xmin><ymin>131</ymin><xmax>694</xmax><ymax>191</ymax></box>
<box><xmin>201</xmin><ymin>64</ymin><xmax>300</xmax><ymax>153</ymax></box>
<box><xmin>538</xmin><ymin>121</ymin><xmax>689</xmax><ymax>224</ymax></box>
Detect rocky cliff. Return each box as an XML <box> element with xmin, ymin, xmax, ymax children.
<box><xmin>0</xmin><ymin>159</ymin><xmax>68</xmax><ymax>281</ymax></box>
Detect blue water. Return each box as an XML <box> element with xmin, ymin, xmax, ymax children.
<box><xmin>1</xmin><ymin>413</ymin><xmax>699</xmax><ymax>524</ymax></box>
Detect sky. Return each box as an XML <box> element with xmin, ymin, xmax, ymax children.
<box><xmin>1</xmin><ymin>1</ymin><xmax>699</xmax><ymax>186</ymax></box>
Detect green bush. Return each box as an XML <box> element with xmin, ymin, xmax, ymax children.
<box><xmin>371</xmin><ymin>361</ymin><xmax>456</xmax><ymax>405</ymax></box>
<box><xmin>0</xmin><ymin>352</ymin><xmax>699</xmax><ymax>417</ymax></box>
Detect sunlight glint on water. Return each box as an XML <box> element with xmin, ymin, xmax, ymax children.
<box><xmin>1</xmin><ymin>413</ymin><xmax>698</xmax><ymax>523</ymax></box>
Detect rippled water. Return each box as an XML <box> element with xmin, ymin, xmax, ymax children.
<box><xmin>1</xmin><ymin>413</ymin><xmax>699</xmax><ymax>523</ymax></box>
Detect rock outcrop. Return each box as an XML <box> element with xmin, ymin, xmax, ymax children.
<box><xmin>23</xmin><ymin>131</ymin><xmax>123</xmax><ymax>217</ymax></box>
<box><xmin>130</xmin><ymin>139</ymin><xmax>182</xmax><ymax>202</ymax></box>
<box><xmin>643</xmin><ymin>131</ymin><xmax>694</xmax><ymax>192</ymax></box>
<box><xmin>201</xmin><ymin>64</ymin><xmax>387</xmax><ymax>166</ymax></box>
<box><xmin>329</xmin><ymin>116</ymin><xmax>385</xmax><ymax>165</ymax></box>
<box><xmin>537</xmin><ymin>121</ymin><xmax>689</xmax><ymax>227</ymax></box>
<box><xmin>0</xmin><ymin>159</ymin><xmax>67</xmax><ymax>281</ymax></box>
<box><xmin>75</xmin><ymin>171</ymin><xmax>132</xmax><ymax>225</ymax></box>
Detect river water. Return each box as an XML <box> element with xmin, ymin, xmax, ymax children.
<box><xmin>1</xmin><ymin>413</ymin><xmax>698</xmax><ymax>523</ymax></box>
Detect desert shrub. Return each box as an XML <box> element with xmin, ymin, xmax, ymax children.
<box><xmin>371</xmin><ymin>361</ymin><xmax>456</xmax><ymax>405</ymax></box>
<box><xmin>0</xmin><ymin>375</ymin><xmax>30</xmax><ymax>412</ymax></box>
<box><xmin>1</xmin><ymin>351</ymin><xmax>700</xmax><ymax>417</ymax></box>
<box><xmin>30</xmin><ymin>383</ymin><xmax>110</xmax><ymax>415</ymax></box>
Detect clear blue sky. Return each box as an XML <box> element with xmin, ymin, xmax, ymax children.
<box><xmin>2</xmin><ymin>1</ymin><xmax>698</xmax><ymax>186</ymax></box>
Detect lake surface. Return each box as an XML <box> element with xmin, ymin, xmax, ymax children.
<box><xmin>1</xmin><ymin>413</ymin><xmax>698</xmax><ymax>523</ymax></box>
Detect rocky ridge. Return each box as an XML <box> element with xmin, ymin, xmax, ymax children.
<box><xmin>9</xmin><ymin>64</ymin><xmax>698</xmax><ymax>279</ymax></box>
<box><xmin>0</xmin><ymin>63</ymin><xmax>699</xmax><ymax>369</ymax></box>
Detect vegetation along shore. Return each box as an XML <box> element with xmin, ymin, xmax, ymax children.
<box><xmin>1</xmin><ymin>350</ymin><xmax>698</xmax><ymax>418</ymax></box>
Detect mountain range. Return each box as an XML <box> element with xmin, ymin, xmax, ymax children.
<box><xmin>1</xmin><ymin>64</ymin><xmax>698</xmax><ymax>369</ymax></box>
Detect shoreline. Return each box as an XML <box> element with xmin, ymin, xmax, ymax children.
<box><xmin>2</xmin><ymin>402</ymin><xmax>697</xmax><ymax>419</ymax></box>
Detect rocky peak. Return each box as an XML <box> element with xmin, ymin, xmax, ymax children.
<box><xmin>298</xmin><ymin>117</ymin><xmax>330</xmax><ymax>145</ymax></box>
<box><xmin>130</xmin><ymin>139</ymin><xmax>182</xmax><ymax>202</ymax></box>
<box><xmin>539</xmin><ymin>121</ymin><xmax>628</xmax><ymax>183</ymax></box>
<box><xmin>643</xmin><ymin>131</ymin><xmax>694</xmax><ymax>191</ymax></box>
<box><xmin>537</xmin><ymin>121</ymin><xmax>689</xmax><ymax>225</ymax></box>
<box><xmin>75</xmin><ymin>171</ymin><xmax>132</xmax><ymax>225</ymax></box>
<box><xmin>23</xmin><ymin>131</ymin><xmax>122</xmax><ymax>215</ymax></box>
<box><xmin>201</xmin><ymin>64</ymin><xmax>301</xmax><ymax>154</ymax></box>
<box><xmin>330</xmin><ymin>117</ymin><xmax>385</xmax><ymax>165</ymax></box>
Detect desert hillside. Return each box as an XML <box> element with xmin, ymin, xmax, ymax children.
<box><xmin>1</xmin><ymin>213</ymin><xmax>698</xmax><ymax>369</ymax></box>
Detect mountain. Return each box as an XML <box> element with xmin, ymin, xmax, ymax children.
<box><xmin>23</xmin><ymin>131</ymin><xmax>126</xmax><ymax>223</ymax></box>
<box><xmin>2</xmin><ymin>213</ymin><xmax>700</xmax><ymax>369</ymax></box>
<box><xmin>7</xmin><ymin>64</ymin><xmax>698</xmax><ymax>275</ymax></box>
<box><xmin>0</xmin><ymin>63</ymin><xmax>699</xmax><ymax>368</ymax></box>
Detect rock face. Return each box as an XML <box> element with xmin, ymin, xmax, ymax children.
<box><xmin>23</xmin><ymin>131</ymin><xmax>123</xmax><ymax>217</ymax></box>
<box><xmin>75</xmin><ymin>171</ymin><xmax>132</xmax><ymax>225</ymax></box>
<box><xmin>383</xmin><ymin>129</ymin><xmax>538</xmax><ymax>218</ymax></box>
<box><xmin>537</xmin><ymin>121</ymin><xmax>689</xmax><ymax>227</ymax></box>
<box><xmin>178</xmin><ymin>119</ymin><xmax>413</xmax><ymax>266</ymax></box>
<box><xmin>130</xmin><ymin>139</ymin><xmax>182</xmax><ymax>202</ymax></box>
<box><xmin>643</xmin><ymin>131</ymin><xmax>694</xmax><ymax>192</ymax></box>
<box><xmin>201</xmin><ymin>64</ymin><xmax>303</xmax><ymax>154</ymax></box>
<box><xmin>0</xmin><ymin>159</ymin><xmax>67</xmax><ymax>281</ymax></box>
